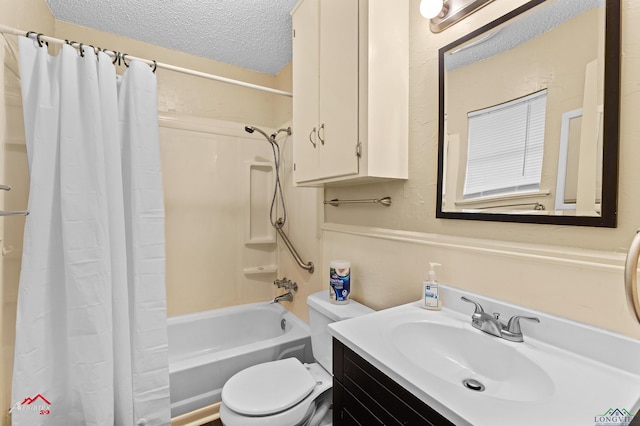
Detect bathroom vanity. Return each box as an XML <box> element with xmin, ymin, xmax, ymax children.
<box><xmin>329</xmin><ymin>285</ymin><xmax>640</xmax><ymax>425</ymax></box>
<box><xmin>333</xmin><ymin>338</ymin><xmax>453</xmax><ymax>425</ymax></box>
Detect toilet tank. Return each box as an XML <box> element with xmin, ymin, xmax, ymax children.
<box><xmin>306</xmin><ymin>291</ymin><xmax>374</xmax><ymax>373</ymax></box>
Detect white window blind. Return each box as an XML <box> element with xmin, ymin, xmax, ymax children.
<box><xmin>463</xmin><ymin>90</ymin><xmax>547</xmax><ymax>199</ymax></box>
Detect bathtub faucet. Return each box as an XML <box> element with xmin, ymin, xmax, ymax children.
<box><xmin>273</xmin><ymin>277</ymin><xmax>298</xmax><ymax>303</ymax></box>
<box><xmin>273</xmin><ymin>277</ymin><xmax>298</xmax><ymax>292</ymax></box>
<box><xmin>273</xmin><ymin>291</ymin><xmax>294</xmax><ymax>304</ymax></box>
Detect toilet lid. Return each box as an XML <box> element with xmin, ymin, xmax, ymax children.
<box><xmin>221</xmin><ymin>358</ymin><xmax>317</xmax><ymax>416</ymax></box>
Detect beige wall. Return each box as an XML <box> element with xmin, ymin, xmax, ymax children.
<box><xmin>54</xmin><ymin>21</ymin><xmax>288</xmax><ymax>126</ymax></box>
<box><xmin>275</xmin><ymin>61</ymin><xmax>293</xmax><ymax>127</ymax></box>
<box><xmin>325</xmin><ymin>0</ymin><xmax>638</xmax><ymax>252</ymax></box>
<box><xmin>0</xmin><ymin>0</ymin><xmax>55</xmax><ymax>33</ymax></box>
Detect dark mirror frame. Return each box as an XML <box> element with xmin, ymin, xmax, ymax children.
<box><xmin>435</xmin><ymin>0</ymin><xmax>620</xmax><ymax>227</ymax></box>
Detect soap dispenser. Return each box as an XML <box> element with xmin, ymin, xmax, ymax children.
<box><xmin>421</xmin><ymin>262</ymin><xmax>441</xmax><ymax>310</ymax></box>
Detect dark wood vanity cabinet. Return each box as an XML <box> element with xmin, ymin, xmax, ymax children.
<box><xmin>332</xmin><ymin>338</ymin><xmax>455</xmax><ymax>425</ymax></box>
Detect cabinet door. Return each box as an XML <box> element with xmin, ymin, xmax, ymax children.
<box><xmin>318</xmin><ymin>0</ymin><xmax>359</xmax><ymax>179</ymax></box>
<box><xmin>292</xmin><ymin>0</ymin><xmax>320</xmax><ymax>183</ymax></box>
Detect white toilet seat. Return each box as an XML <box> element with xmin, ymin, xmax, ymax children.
<box><xmin>220</xmin><ymin>360</ymin><xmax>332</xmax><ymax>426</ymax></box>
<box><xmin>222</xmin><ymin>358</ymin><xmax>317</xmax><ymax>416</ymax></box>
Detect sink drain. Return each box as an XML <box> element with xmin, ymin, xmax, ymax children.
<box><xmin>462</xmin><ymin>378</ymin><xmax>485</xmax><ymax>392</ymax></box>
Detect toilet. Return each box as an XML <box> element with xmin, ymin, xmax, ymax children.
<box><xmin>219</xmin><ymin>291</ymin><xmax>374</xmax><ymax>426</ymax></box>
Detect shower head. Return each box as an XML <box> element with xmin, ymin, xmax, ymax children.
<box><xmin>244</xmin><ymin>125</ymin><xmax>273</xmax><ymax>144</ymax></box>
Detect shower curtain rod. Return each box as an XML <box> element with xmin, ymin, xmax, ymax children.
<box><xmin>0</xmin><ymin>24</ymin><xmax>293</xmax><ymax>97</ymax></box>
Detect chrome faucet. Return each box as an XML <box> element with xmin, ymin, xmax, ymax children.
<box><xmin>461</xmin><ymin>296</ymin><xmax>540</xmax><ymax>342</ymax></box>
<box><xmin>273</xmin><ymin>277</ymin><xmax>298</xmax><ymax>303</ymax></box>
<box><xmin>273</xmin><ymin>291</ymin><xmax>294</xmax><ymax>303</ymax></box>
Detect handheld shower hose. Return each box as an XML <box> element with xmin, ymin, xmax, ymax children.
<box><xmin>244</xmin><ymin>125</ymin><xmax>291</xmax><ymax>229</ymax></box>
<box><xmin>243</xmin><ymin>125</ymin><xmax>314</xmax><ymax>273</ymax></box>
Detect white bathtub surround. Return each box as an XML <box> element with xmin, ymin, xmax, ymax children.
<box><xmin>158</xmin><ymin>115</ymin><xmax>286</xmax><ymax>316</ymax></box>
<box><xmin>12</xmin><ymin>38</ymin><xmax>169</xmax><ymax>425</ymax></box>
<box><xmin>322</xmin><ymin>223</ymin><xmax>640</xmax><ymax>339</ymax></box>
<box><xmin>167</xmin><ymin>301</ymin><xmax>312</xmax><ymax>418</ymax></box>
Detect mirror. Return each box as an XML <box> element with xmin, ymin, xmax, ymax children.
<box><xmin>436</xmin><ymin>0</ymin><xmax>620</xmax><ymax>227</ymax></box>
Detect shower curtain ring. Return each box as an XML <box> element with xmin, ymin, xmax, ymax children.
<box><xmin>78</xmin><ymin>43</ymin><xmax>85</xmax><ymax>57</ymax></box>
<box><xmin>151</xmin><ymin>60</ymin><xmax>157</xmax><ymax>73</ymax></box>
<box><xmin>122</xmin><ymin>53</ymin><xmax>130</xmax><ymax>67</ymax></box>
<box><xmin>36</xmin><ymin>33</ymin><xmax>45</xmax><ymax>48</ymax></box>
<box><xmin>112</xmin><ymin>52</ymin><xmax>120</xmax><ymax>65</ymax></box>
<box><xmin>25</xmin><ymin>31</ymin><xmax>35</xmax><ymax>40</ymax></box>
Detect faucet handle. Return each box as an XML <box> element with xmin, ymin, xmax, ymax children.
<box><xmin>460</xmin><ymin>296</ymin><xmax>485</xmax><ymax>315</ymax></box>
<box><xmin>505</xmin><ymin>315</ymin><xmax>540</xmax><ymax>334</ymax></box>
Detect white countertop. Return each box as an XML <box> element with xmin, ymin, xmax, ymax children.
<box><xmin>329</xmin><ymin>285</ymin><xmax>640</xmax><ymax>426</ymax></box>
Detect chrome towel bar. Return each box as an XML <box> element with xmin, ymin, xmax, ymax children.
<box><xmin>0</xmin><ymin>210</ymin><xmax>29</xmax><ymax>216</ymax></box>
<box><xmin>324</xmin><ymin>196</ymin><xmax>392</xmax><ymax>207</ymax></box>
<box><xmin>0</xmin><ymin>184</ymin><xmax>29</xmax><ymax>216</ymax></box>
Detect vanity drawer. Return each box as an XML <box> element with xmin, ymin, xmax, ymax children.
<box><xmin>333</xmin><ymin>338</ymin><xmax>454</xmax><ymax>426</ymax></box>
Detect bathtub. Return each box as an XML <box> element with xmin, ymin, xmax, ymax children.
<box><xmin>168</xmin><ymin>301</ymin><xmax>313</xmax><ymax>418</ymax></box>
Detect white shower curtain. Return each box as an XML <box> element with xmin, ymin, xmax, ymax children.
<box><xmin>11</xmin><ymin>37</ymin><xmax>170</xmax><ymax>426</ymax></box>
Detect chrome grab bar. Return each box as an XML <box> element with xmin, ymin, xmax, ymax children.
<box><xmin>624</xmin><ymin>229</ymin><xmax>640</xmax><ymax>323</ymax></box>
<box><xmin>275</xmin><ymin>221</ymin><xmax>314</xmax><ymax>274</ymax></box>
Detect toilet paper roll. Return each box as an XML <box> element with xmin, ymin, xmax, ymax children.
<box><xmin>329</xmin><ymin>260</ymin><xmax>351</xmax><ymax>304</ymax></box>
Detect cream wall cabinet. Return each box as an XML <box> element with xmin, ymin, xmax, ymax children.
<box><xmin>291</xmin><ymin>0</ymin><xmax>408</xmax><ymax>186</ymax></box>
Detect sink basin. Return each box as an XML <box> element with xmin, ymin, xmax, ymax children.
<box><xmin>388</xmin><ymin>321</ymin><xmax>555</xmax><ymax>402</ymax></box>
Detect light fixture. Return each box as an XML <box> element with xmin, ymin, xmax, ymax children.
<box><xmin>419</xmin><ymin>0</ymin><xmax>448</xmax><ymax>19</ymax></box>
<box><xmin>422</xmin><ymin>0</ymin><xmax>495</xmax><ymax>33</ymax></box>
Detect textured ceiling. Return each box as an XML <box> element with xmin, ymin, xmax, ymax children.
<box><xmin>445</xmin><ymin>0</ymin><xmax>603</xmax><ymax>71</ymax></box>
<box><xmin>45</xmin><ymin>0</ymin><xmax>299</xmax><ymax>76</ymax></box>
